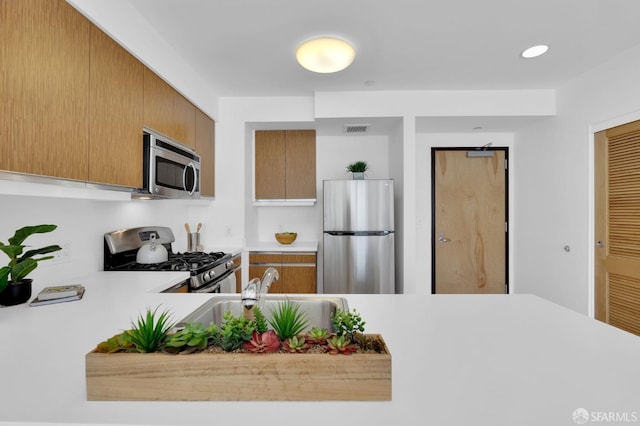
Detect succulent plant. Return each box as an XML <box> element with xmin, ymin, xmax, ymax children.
<box><xmin>128</xmin><ymin>306</ymin><xmax>174</xmax><ymax>353</ymax></box>
<box><xmin>219</xmin><ymin>310</ymin><xmax>255</xmax><ymax>352</ymax></box>
<box><xmin>305</xmin><ymin>327</ymin><xmax>331</xmax><ymax>345</ymax></box>
<box><xmin>283</xmin><ymin>335</ymin><xmax>310</xmax><ymax>353</ymax></box>
<box><xmin>331</xmin><ymin>308</ymin><xmax>366</xmax><ymax>341</ymax></box>
<box><xmin>268</xmin><ymin>298</ymin><xmax>310</xmax><ymax>340</ymax></box>
<box><xmin>243</xmin><ymin>330</ymin><xmax>281</xmax><ymax>353</ymax></box>
<box><xmin>252</xmin><ymin>305</ymin><xmax>269</xmax><ymax>334</ymax></box>
<box><xmin>94</xmin><ymin>331</ymin><xmax>135</xmax><ymax>353</ymax></box>
<box><xmin>164</xmin><ymin>322</ymin><xmax>219</xmax><ymax>353</ymax></box>
<box><xmin>326</xmin><ymin>335</ymin><xmax>357</xmax><ymax>355</ymax></box>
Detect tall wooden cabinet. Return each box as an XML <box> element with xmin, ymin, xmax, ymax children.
<box><xmin>143</xmin><ymin>67</ymin><xmax>196</xmax><ymax>149</ymax></box>
<box><xmin>195</xmin><ymin>108</ymin><xmax>215</xmax><ymax>197</ymax></box>
<box><xmin>1</xmin><ymin>0</ymin><xmax>90</xmax><ymax>181</ymax></box>
<box><xmin>248</xmin><ymin>252</ymin><xmax>317</xmax><ymax>294</ymax></box>
<box><xmin>254</xmin><ymin>130</ymin><xmax>316</xmax><ymax>201</ymax></box>
<box><xmin>88</xmin><ymin>25</ymin><xmax>144</xmax><ymax>188</ymax></box>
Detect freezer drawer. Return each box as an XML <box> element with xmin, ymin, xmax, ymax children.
<box><xmin>323</xmin><ymin>233</ymin><xmax>395</xmax><ymax>294</ymax></box>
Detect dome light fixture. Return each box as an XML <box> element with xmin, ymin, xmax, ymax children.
<box><xmin>296</xmin><ymin>36</ymin><xmax>355</xmax><ymax>73</ymax></box>
<box><xmin>521</xmin><ymin>44</ymin><xmax>549</xmax><ymax>59</ymax></box>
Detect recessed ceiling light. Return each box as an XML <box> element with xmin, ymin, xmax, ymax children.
<box><xmin>296</xmin><ymin>37</ymin><xmax>355</xmax><ymax>73</ymax></box>
<box><xmin>521</xmin><ymin>44</ymin><xmax>549</xmax><ymax>59</ymax></box>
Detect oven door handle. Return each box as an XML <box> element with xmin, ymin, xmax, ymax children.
<box><xmin>190</xmin><ymin>269</ymin><xmax>235</xmax><ymax>293</ymax></box>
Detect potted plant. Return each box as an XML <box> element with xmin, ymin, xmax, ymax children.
<box><xmin>346</xmin><ymin>161</ymin><xmax>368</xmax><ymax>179</ymax></box>
<box><xmin>0</xmin><ymin>224</ymin><xmax>62</xmax><ymax>306</ymax></box>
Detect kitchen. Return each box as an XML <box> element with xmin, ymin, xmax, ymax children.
<box><xmin>2</xmin><ymin>0</ymin><xmax>640</xmax><ymax>425</ymax></box>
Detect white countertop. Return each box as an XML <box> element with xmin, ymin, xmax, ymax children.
<box><xmin>1</xmin><ymin>273</ymin><xmax>639</xmax><ymax>426</ymax></box>
<box><xmin>245</xmin><ymin>240</ymin><xmax>318</xmax><ymax>252</ymax></box>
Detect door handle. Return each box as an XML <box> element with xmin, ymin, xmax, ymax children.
<box><xmin>438</xmin><ymin>232</ymin><xmax>451</xmax><ymax>243</ymax></box>
<box><xmin>597</xmin><ymin>241</ymin><xmax>605</xmax><ymax>248</ymax></box>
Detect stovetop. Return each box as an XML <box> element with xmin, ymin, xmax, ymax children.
<box><xmin>108</xmin><ymin>251</ymin><xmax>231</xmax><ymax>273</ymax></box>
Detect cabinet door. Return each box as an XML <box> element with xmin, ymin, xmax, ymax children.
<box><xmin>255</xmin><ymin>131</ymin><xmax>286</xmax><ymax>199</ymax></box>
<box><xmin>282</xmin><ymin>253</ymin><xmax>317</xmax><ymax>293</ymax></box>
<box><xmin>1</xmin><ymin>0</ymin><xmax>90</xmax><ymax>180</ymax></box>
<box><xmin>248</xmin><ymin>265</ymin><xmax>288</xmax><ymax>294</ymax></box>
<box><xmin>88</xmin><ymin>25</ymin><xmax>143</xmax><ymax>187</ymax></box>
<box><xmin>195</xmin><ymin>108</ymin><xmax>215</xmax><ymax>197</ymax></box>
<box><xmin>281</xmin><ymin>265</ymin><xmax>316</xmax><ymax>293</ymax></box>
<box><xmin>285</xmin><ymin>130</ymin><xmax>316</xmax><ymax>199</ymax></box>
<box><xmin>143</xmin><ymin>67</ymin><xmax>196</xmax><ymax>148</ymax></box>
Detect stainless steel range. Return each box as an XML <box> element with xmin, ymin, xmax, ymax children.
<box><xmin>104</xmin><ymin>226</ymin><xmax>234</xmax><ymax>293</ymax></box>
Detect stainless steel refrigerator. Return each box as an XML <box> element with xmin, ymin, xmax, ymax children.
<box><xmin>323</xmin><ymin>179</ymin><xmax>395</xmax><ymax>294</ymax></box>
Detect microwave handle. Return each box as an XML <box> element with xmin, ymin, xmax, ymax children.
<box><xmin>183</xmin><ymin>162</ymin><xmax>197</xmax><ymax>195</ymax></box>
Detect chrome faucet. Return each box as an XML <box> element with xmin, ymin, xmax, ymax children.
<box><xmin>241</xmin><ymin>267</ymin><xmax>279</xmax><ymax>309</ymax></box>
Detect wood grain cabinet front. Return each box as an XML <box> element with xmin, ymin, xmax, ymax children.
<box><xmin>248</xmin><ymin>252</ymin><xmax>317</xmax><ymax>294</ymax></box>
<box><xmin>254</xmin><ymin>130</ymin><xmax>316</xmax><ymax>201</ymax></box>
<box><xmin>143</xmin><ymin>67</ymin><xmax>196</xmax><ymax>149</ymax></box>
<box><xmin>88</xmin><ymin>25</ymin><xmax>144</xmax><ymax>188</ymax></box>
<box><xmin>2</xmin><ymin>0</ymin><xmax>91</xmax><ymax>181</ymax></box>
<box><xmin>195</xmin><ymin>108</ymin><xmax>215</xmax><ymax>197</ymax></box>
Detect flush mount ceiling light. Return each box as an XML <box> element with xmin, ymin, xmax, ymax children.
<box><xmin>521</xmin><ymin>44</ymin><xmax>549</xmax><ymax>59</ymax></box>
<box><xmin>296</xmin><ymin>37</ymin><xmax>355</xmax><ymax>73</ymax></box>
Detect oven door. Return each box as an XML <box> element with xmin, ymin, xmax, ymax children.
<box><xmin>190</xmin><ymin>270</ymin><xmax>236</xmax><ymax>294</ymax></box>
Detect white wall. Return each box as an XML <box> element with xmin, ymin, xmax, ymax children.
<box><xmin>514</xmin><ymin>43</ymin><xmax>640</xmax><ymax>315</ymax></box>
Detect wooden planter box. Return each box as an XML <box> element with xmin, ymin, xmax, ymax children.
<box><xmin>85</xmin><ymin>334</ymin><xmax>391</xmax><ymax>401</ymax></box>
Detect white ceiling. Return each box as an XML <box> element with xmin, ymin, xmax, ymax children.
<box><xmin>126</xmin><ymin>0</ymin><xmax>640</xmax><ymax>98</ymax></box>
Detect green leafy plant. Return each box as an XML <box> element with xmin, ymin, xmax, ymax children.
<box><xmin>283</xmin><ymin>335</ymin><xmax>309</xmax><ymax>353</ymax></box>
<box><xmin>0</xmin><ymin>224</ymin><xmax>62</xmax><ymax>292</ymax></box>
<box><xmin>128</xmin><ymin>306</ymin><xmax>174</xmax><ymax>353</ymax></box>
<box><xmin>268</xmin><ymin>298</ymin><xmax>310</xmax><ymax>340</ymax></box>
<box><xmin>253</xmin><ymin>305</ymin><xmax>269</xmax><ymax>333</ymax></box>
<box><xmin>346</xmin><ymin>161</ymin><xmax>368</xmax><ymax>173</ymax></box>
<box><xmin>164</xmin><ymin>322</ymin><xmax>219</xmax><ymax>353</ymax></box>
<box><xmin>331</xmin><ymin>308</ymin><xmax>366</xmax><ymax>341</ymax></box>
<box><xmin>219</xmin><ymin>310</ymin><xmax>255</xmax><ymax>352</ymax></box>
<box><xmin>243</xmin><ymin>330</ymin><xmax>281</xmax><ymax>353</ymax></box>
<box><xmin>306</xmin><ymin>327</ymin><xmax>331</xmax><ymax>345</ymax></box>
<box><xmin>94</xmin><ymin>331</ymin><xmax>135</xmax><ymax>353</ymax></box>
<box><xmin>326</xmin><ymin>335</ymin><xmax>357</xmax><ymax>355</ymax></box>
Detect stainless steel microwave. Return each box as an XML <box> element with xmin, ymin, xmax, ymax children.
<box><xmin>134</xmin><ymin>128</ymin><xmax>201</xmax><ymax>200</ymax></box>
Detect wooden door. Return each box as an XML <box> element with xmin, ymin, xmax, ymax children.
<box><xmin>595</xmin><ymin>122</ymin><xmax>640</xmax><ymax>335</ymax></box>
<box><xmin>255</xmin><ymin>131</ymin><xmax>286</xmax><ymax>199</ymax></box>
<box><xmin>285</xmin><ymin>130</ymin><xmax>316</xmax><ymax>199</ymax></box>
<box><xmin>89</xmin><ymin>25</ymin><xmax>143</xmax><ymax>188</ymax></box>
<box><xmin>1</xmin><ymin>0</ymin><xmax>90</xmax><ymax>180</ymax></box>
<box><xmin>195</xmin><ymin>108</ymin><xmax>215</xmax><ymax>197</ymax></box>
<box><xmin>432</xmin><ymin>149</ymin><xmax>508</xmax><ymax>294</ymax></box>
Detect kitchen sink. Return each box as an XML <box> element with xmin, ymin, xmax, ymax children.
<box><xmin>176</xmin><ymin>295</ymin><xmax>349</xmax><ymax>333</ymax></box>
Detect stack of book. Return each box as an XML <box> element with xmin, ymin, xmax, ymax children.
<box><xmin>30</xmin><ymin>284</ymin><xmax>85</xmax><ymax>307</ymax></box>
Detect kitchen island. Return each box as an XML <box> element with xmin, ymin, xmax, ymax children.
<box><xmin>1</xmin><ymin>272</ymin><xmax>639</xmax><ymax>426</ymax></box>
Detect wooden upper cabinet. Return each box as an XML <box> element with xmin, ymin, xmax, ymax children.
<box><xmin>1</xmin><ymin>0</ymin><xmax>90</xmax><ymax>180</ymax></box>
<box><xmin>255</xmin><ymin>131</ymin><xmax>286</xmax><ymax>199</ymax></box>
<box><xmin>143</xmin><ymin>67</ymin><xmax>196</xmax><ymax>149</ymax></box>
<box><xmin>285</xmin><ymin>130</ymin><xmax>316</xmax><ymax>199</ymax></box>
<box><xmin>195</xmin><ymin>108</ymin><xmax>215</xmax><ymax>197</ymax></box>
<box><xmin>88</xmin><ymin>26</ymin><xmax>144</xmax><ymax>188</ymax></box>
<box><xmin>254</xmin><ymin>130</ymin><xmax>316</xmax><ymax>201</ymax></box>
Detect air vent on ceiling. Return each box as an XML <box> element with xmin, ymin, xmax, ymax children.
<box><xmin>343</xmin><ymin>124</ymin><xmax>370</xmax><ymax>134</ymax></box>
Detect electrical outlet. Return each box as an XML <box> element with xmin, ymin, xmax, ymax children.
<box><xmin>225</xmin><ymin>226</ymin><xmax>231</xmax><ymax>237</ymax></box>
<box><xmin>50</xmin><ymin>241</ymin><xmax>71</xmax><ymax>263</ymax></box>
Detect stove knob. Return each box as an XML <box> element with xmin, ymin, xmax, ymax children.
<box><xmin>205</xmin><ymin>271</ymin><xmax>215</xmax><ymax>281</ymax></box>
<box><xmin>225</xmin><ymin>260</ymin><xmax>234</xmax><ymax>270</ymax></box>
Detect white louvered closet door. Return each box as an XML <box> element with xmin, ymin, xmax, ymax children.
<box><xmin>595</xmin><ymin>120</ymin><xmax>640</xmax><ymax>335</ymax></box>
